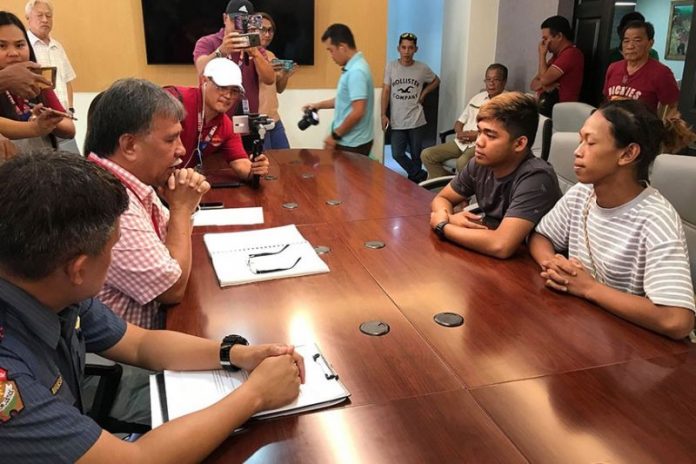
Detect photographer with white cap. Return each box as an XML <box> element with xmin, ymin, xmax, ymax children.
<box><xmin>165</xmin><ymin>58</ymin><xmax>270</xmax><ymax>181</ymax></box>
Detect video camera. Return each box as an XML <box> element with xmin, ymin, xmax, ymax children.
<box><xmin>233</xmin><ymin>114</ymin><xmax>275</xmax><ymax>188</ymax></box>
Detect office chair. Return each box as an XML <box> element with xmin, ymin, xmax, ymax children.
<box><xmin>650</xmin><ymin>154</ymin><xmax>696</xmax><ymax>288</ymax></box>
<box><xmin>533</xmin><ymin>114</ymin><xmax>553</xmax><ymax>161</ymax></box>
<box><xmin>552</xmin><ymin>102</ymin><xmax>595</xmax><ymax>133</ymax></box>
<box><xmin>547</xmin><ymin>132</ymin><xmax>580</xmax><ymax>193</ymax></box>
<box><xmin>419</xmin><ymin>175</ymin><xmax>455</xmax><ymax>192</ymax></box>
<box><xmin>85</xmin><ymin>353</ymin><xmax>151</xmax><ymax>435</ymax></box>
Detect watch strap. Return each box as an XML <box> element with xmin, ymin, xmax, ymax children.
<box><xmin>220</xmin><ymin>334</ymin><xmax>249</xmax><ymax>371</ymax></box>
<box><xmin>434</xmin><ymin>220</ymin><xmax>448</xmax><ymax>240</ymax></box>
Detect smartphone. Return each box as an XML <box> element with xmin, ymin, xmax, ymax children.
<box><xmin>27</xmin><ymin>102</ymin><xmax>78</xmax><ymax>121</ymax></box>
<box><xmin>199</xmin><ymin>201</ymin><xmax>224</xmax><ymax>210</ymax></box>
<box><xmin>271</xmin><ymin>58</ymin><xmax>294</xmax><ymax>71</ymax></box>
<box><xmin>237</xmin><ymin>32</ymin><xmax>261</xmax><ymax>48</ymax></box>
<box><xmin>32</xmin><ymin>66</ymin><xmax>56</xmax><ymax>89</ymax></box>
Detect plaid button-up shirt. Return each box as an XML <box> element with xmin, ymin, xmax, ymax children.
<box><xmin>88</xmin><ymin>154</ymin><xmax>181</xmax><ymax>329</ymax></box>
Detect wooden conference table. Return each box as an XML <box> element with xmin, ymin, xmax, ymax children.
<box><xmin>167</xmin><ymin>149</ymin><xmax>696</xmax><ymax>463</ymax></box>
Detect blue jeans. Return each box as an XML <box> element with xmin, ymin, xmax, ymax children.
<box><xmin>390</xmin><ymin>126</ymin><xmax>426</xmax><ymax>178</ymax></box>
<box><xmin>263</xmin><ymin>120</ymin><xmax>290</xmax><ymax>150</ymax></box>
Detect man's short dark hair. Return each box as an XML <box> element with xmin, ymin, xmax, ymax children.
<box><xmin>321</xmin><ymin>23</ymin><xmax>356</xmax><ymax>49</ymax></box>
<box><xmin>0</xmin><ymin>151</ymin><xmax>129</xmax><ymax>280</ymax></box>
<box><xmin>84</xmin><ymin>78</ymin><xmax>184</xmax><ymax>158</ymax></box>
<box><xmin>541</xmin><ymin>15</ymin><xmax>574</xmax><ymax>41</ymax></box>
<box><xmin>617</xmin><ymin>11</ymin><xmax>645</xmax><ymax>36</ymax></box>
<box><xmin>477</xmin><ymin>92</ymin><xmax>539</xmax><ymax>148</ymax></box>
<box><xmin>621</xmin><ymin>20</ymin><xmax>655</xmax><ymax>41</ymax></box>
<box><xmin>398</xmin><ymin>32</ymin><xmax>417</xmax><ymax>46</ymax></box>
<box><xmin>486</xmin><ymin>63</ymin><xmax>508</xmax><ymax>82</ymax></box>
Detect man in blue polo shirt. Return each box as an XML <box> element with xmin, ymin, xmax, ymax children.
<box><xmin>305</xmin><ymin>23</ymin><xmax>374</xmax><ymax>156</ymax></box>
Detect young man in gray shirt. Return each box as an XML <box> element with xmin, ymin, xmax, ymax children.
<box><xmin>381</xmin><ymin>32</ymin><xmax>440</xmax><ymax>183</ymax></box>
<box><xmin>430</xmin><ymin>92</ymin><xmax>561</xmax><ymax>259</ymax></box>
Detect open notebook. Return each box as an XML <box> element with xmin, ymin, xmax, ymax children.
<box><xmin>149</xmin><ymin>343</ymin><xmax>350</xmax><ymax>427</ymax></box>
<box><xmin>203</xmin><ymin>224</ymin><xmax>330</xmax><ymax>287</ymax></box>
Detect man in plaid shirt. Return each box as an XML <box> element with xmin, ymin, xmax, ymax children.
<box><xmin>85</xmin><ymin>79</ymin><xmax>210</xmax><ymax>330</ymax></box>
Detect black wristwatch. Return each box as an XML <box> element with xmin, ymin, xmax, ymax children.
<box><xmin>214</xmin><ymin>47</ymin><xmax>223</xmax><ymax>58</ymax></box>
<box><xmin>331</xmin><ymin>130</ymin><xmax>342</xmax><ymax>141</ymax></box>
<box><xmin>433</xmin><ymin>220</ymin><xmax>448</xmax><ymax>240</ymax></box>
<box><xmin>220</xmin><ymin>334</ymin><xmax>249</xmax><ymax>371</ymax></box>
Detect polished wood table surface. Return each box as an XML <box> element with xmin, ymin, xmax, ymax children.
<box><xmin>168</xmin><ymin>149</ymin><xmax>695</xmax><ymax>463</ymax></box>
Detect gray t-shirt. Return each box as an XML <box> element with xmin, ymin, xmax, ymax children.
<box><xmin>450</xmin><ymin>153</ymin><xmax>562</xmax><ymax>229</ymax></box>
<box><xmin>384</xmin><ymin>60</ymin><xmax>437</xmax><ymax>129</ymax></box>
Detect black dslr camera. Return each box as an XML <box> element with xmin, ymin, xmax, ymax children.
<box><xmin>232</xmin><ymin>114</ymin><xmax>275</xmax><ymax>188</ymax></box>
<box><xmin>298</xmin><ymin>107</ymin><xmax>319</xmax><ymax>130</ymax></box>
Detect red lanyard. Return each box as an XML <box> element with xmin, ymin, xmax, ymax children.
<box><xmin>88</xmin><ymin>157</ymin><xmax>163</xmax><ymax>240</ymax></box>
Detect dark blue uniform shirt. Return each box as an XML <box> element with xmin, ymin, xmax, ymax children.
<box><xmin>0</xmin><ymin>278</ymin><xmax>126</xmax><ymax>463</ymax></box>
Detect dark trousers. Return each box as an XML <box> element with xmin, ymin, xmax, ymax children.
<box><xmin>337</xmin><ymin>140</ymin><xmax>373</xmax><ymax>157</ymax></box>
<box><xmin>390</xmin><ymin>126</ymin><xmax>426</xmax><ymax>177</ymax></box>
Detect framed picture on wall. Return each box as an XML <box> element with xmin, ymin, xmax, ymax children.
<box><xmin>665</xmin><ymin>0</ymin><xmax>693</xmax><ymax>60</ymax></box>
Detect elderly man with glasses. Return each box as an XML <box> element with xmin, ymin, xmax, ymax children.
<box><xmin>421</xmin><ymin>63</ymin><xmax>508</xmax><ymax>179</ymax></box>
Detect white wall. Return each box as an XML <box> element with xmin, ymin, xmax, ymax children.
<box><xmin>74</xmin><ymin>89</ymin><xmax>386</xmax><ymax>162</ymax></box>
<box><xmin>494</xmin><ymin>0</ymin><xmax>567</xmax><ymax>93</ymax></box>
<box><xmin>438</xmin><ymin>0</ymin><xmax>500</xmax><ymax>133</ymax></box>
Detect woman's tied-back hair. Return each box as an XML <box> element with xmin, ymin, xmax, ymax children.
<box><xmin>599</xmin><ymin>99</ymin><xmax>696</xmax><ymax>182</ymax></box>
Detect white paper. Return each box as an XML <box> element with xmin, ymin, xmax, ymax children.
<box><xmin>203</xmin><ymin>225</ymin><xmax>330</xmax><ymax>287</ymax></box>
<box><xmin>193</xmin><ymin>207</ymin><xmax>264</xmax><ymax>227</ymax></box>
<box><xmin>151</xmin><ymin>343</ymin><xmax>350</xmax><ymax>428</ymax></box>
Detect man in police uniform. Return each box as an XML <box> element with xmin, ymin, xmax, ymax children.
<box><xmin>0</xmin><ymin>152</ymin><xmax>304</xmax><ymax>462</ymax></box>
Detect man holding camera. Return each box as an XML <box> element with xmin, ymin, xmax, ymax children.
<box><xmin>193</xmin><ymin>0</ymin><xmax>274</xmax><ymax>117</ymax></box>
<box><xmin>305</xmin><ymin>24</ymin><xmax>374</xmax><ymax>156</ymax></box>
<box><xmin>165</xmin><ymin>58</ymin><xmax>270</xmax><ymax>180</ymax></box>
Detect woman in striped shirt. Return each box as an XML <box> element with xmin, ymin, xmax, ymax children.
<box><xmin>530</xmin><ymin>99</ymin><xmax>695</xmax><ymax>339</ymax></box>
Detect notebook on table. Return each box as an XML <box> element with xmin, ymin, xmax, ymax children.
<box><xmin>203</xmin><ymin>224</ymin><xmax>330</xmax><ymax>287</ymax></box>
<box><xmin>149</xmin><ymin>343</ymin><xmax>350</xmax><ymax>427</ymax></box>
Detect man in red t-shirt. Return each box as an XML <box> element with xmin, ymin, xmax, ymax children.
<box><xmin>603</xmin><ymin>21</ymin><xmax>679</xmax><ymax>114</ymax></box>
<box><xmin>531</xmin><ymin>15</ymin><xmax>584</xmax><ymax>105</ymax></box>
<box><xmin>166</xmin><ymin>58</ymin><xmax>269</xmax><ymax>181</ymax></box>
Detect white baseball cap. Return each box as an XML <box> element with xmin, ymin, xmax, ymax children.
<box><xmin>203</xmin><ymin>58</ymin><xmax>244</xmax><ymax>91</ymax></box>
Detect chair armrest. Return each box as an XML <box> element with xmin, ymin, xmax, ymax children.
<box><xmin>439</xmin><ymin>129</ymin><xmax>456</xmax><ymax>144</ymax></box>
<box><xmin>418</xmin><ymin>175</ymin><xmax>455</xmax><ymax>191</ymax></box>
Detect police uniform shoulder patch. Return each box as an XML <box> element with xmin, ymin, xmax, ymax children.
<box><xmin>0</xmin><ymin>367</ymin><xmax>24</xmax><ymax>422</ymax></box>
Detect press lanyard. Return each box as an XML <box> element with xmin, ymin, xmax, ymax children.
<box><xmin>88</xmin><ymin>157</ymin><xmax>163</xmax><ymax>240</ymax></box>
<box><xmin>187</xmin><ymin>92</ymin><xmax>219</xmax><ymax>170</ymax></box>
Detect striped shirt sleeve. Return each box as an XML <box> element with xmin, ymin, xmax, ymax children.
<box><xmin>534</xmin><ymin>184</ymin><xmax>582</xmax><ymax>252</ymax></box>
<box><xmin>642</xmin><ymin>206</ymin><xmax>695</xmax><ymax>311</ymax></box>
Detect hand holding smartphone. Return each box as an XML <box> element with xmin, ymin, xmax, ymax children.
<box><xmin>31</xmin><ymin>66</ymin><xmax>56</xmax><ymax>90</ymax></box>
<box><xmin>28</xmin><ymin>102</ymin><xmax>78</xmax><ymax>121</ymax></box>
